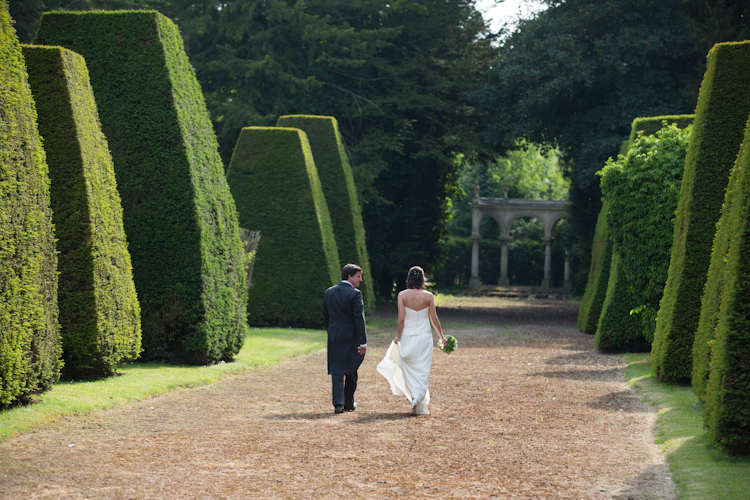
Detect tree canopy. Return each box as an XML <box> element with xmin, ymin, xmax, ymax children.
<box><xmin>474</xmin><ymin>0</ymin><xmax>750</xmax><ymax>292</ymax></box>
<box><xmin>12</xmin><ymin>0</ymin><xmax>496</xmax><ymax>297</ymax></box>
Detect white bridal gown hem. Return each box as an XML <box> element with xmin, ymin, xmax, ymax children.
<box><xmin>376</xmin><ymin>306</ymin><xmax>432</xmax><ymax>415</ymax></box>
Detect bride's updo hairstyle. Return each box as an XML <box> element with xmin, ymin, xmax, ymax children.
<box><xmin>406</xmin><ymin>266</ymin><xmax>430</xmax><ymax>290</ymax></box>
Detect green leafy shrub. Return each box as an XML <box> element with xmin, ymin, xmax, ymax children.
<box><xmin>35</xmin><ymin>11</ymin><xmax>248</xmax><ymax>364</ymax></box>
<box><xmin>226</xmin><ymin>127</ymin><xmax>340</xmax><ymax>328</ymax></box>
<box><xmin>581</xmin><ymin>116</ymin><xmax>693</xmax><ymax>335</ymax></box>
<box><xmin>0</xmin><ymin>2</ymin><xmax>61</xmax><ymax>406</ymax></box>
<box><xmin>700</xmin><ymin>114</ymin><xmax>750</xmax><ymax>454</ymax></box>
<box><xmin>276</xmin><ymin>115</ymin><xmax>374</xmax><ymax>312</ymax></box>
<box><xmin>627</xmin><ymin>115</ymin><xmax>694</xmax><ymax>145</ymax></box>
<box><xmin>652</xmin><ymin>41</ymin><xmax>750</xmax><ymax>383</ymax></box>
<box><xmin>577</xmin><ymin>201</ymin><xmax>613</xmax><ymax>334</ymax></box>
<box><xmin>22</xmin><ymin>45</ymin><xmax>141</xmax><ymax>378</ymax></box>
<box><xmin>598</xmin><ymin>124</ymin><xmax>691</xmax><ymax>342</ymax></box>
<box><xmin>595</xmin><ymin>253</ymin><xmax>651</xmax><ymax>353</ymax></box>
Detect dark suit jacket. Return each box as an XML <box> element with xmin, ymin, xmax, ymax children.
<box><xmin>324</xmin><ymin>281</ymin><xmax>367</xmax><ymax>375</ymax></box>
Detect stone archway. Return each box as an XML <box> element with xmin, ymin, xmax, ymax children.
<box><xmin>469</xmin><ymin>187</ymin><xmax>570</xmax><ymax>291</ymax></box>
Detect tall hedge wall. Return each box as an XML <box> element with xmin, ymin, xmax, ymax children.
<box><xmin>651</xmin><ymin>41</ymin><xmax>750</xmax><ymax>383</ymax></box>
<box><xmin>594</xmin><ymin>252</ymin><xmax>651</xmax><ymax>353</ymax></box>
<box><xmin>22</xmin><ymin>45</ymin><xmax>141</xmax><ymax>378</ymax></box>
<box><xmin>693</xmin><ymin>109</ymin><xmax>750</xmax><ymax>401</ymax></box>
<box><xmin>699</xmin><ymin>113</ymin><xmax>750</xmax><ymax>454</ymax></box>
<box><xmin>226</xmin><ymin>127</ymin><xmax>340</xmax><ymax>328</ymax></box>
<box><xmin>579</xmin><ymin>116</ymin><xmax>693</xmax><ymax>336</ymax></box>
<box><xmin>577</xmin><ymin>200</ymin><xmax>613</xmax><ymax>334</ymax></box>
<box><xmin>0</xmin><ymin>2</ymin><xmax>61</xmax><ymax>405</ymax></box>
<box><xmin>276</xmin><ymin>115</ymin><xmax>374</xmax><ymax>313</ymax></box>
<box><xmin>36</xmin><ymin>11</ymin><xmax>248</xmax><ymax>364</ymax></box>
<box><xmin>598</xmin><ymin>124</ymin><xmax>690</xmax><ymax>344</ymax></box>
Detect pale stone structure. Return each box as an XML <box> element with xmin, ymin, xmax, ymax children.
<box><xmin>469</xmin><ymin>187</ymin><xmax>569</xmax><ymax>291</ymax></box>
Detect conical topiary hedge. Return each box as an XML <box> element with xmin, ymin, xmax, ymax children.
<box><xmin>23</xmin><ymin>44</ymin><xmax>141</xmax><ymax>378</ymax></box>
<box><xmin>226</xmin><ymin>127</ymin><xmax>340</xmax><ymax>328</ymax></box>
<box><xmin>698</xmin><ymin>112</ymin><xmax>750</xmax><ymax>454</ymax></box>
<box><xmin>0</xmin><ymin>1</ymin><xmax>61</xmax><ymax>405</ymax></box>
<box><xmin>276</xmin><ymin>115</ymin><xmax>374</xmax><ymax>312</ymax></box>
<box><xmin>651</xmin><ymin>41</ymin><xmax>750</xmax><ymax>383</ymax></box>
<box><xmin>36</xmin><ymin>11</ymin><xmax>248</xmax><ymax>364</ymax></box>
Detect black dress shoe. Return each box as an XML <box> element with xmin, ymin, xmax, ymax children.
<box><xmin>344</xmin><ymin>402</ymin><xmax>356</xmax><ymax>412</ymax></box>
<box><xmin>335</xmin><ymin>406</ymin><xmax>344</xmax><ymax>413</ymax></box>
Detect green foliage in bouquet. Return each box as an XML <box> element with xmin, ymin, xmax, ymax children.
<box><xmin>226</xmin><ymin>127</ymin><xmax>340</xmax><ymax>328</ymax></box>
<box><xmin>652</xmin><ymin>41</ymin><xmax>750</xmax><ymax>383</ymax></box>
<box><xmin>698</xmin><ymin>113</ymin><xmax>750</xmax><ymax>454</ymax></box>
<box><xmin>276</xmin><ymin>115</ymin><xmax>374</xmax><ymax>312</ymax></box>
<box><xmin>438</xmin><ymin>334</ymin><xmax>457</xmax><ymax>354</ymax></box>
<box><xmin>598</xmin><ymin>123</ymin><xmax>691</xmax><ymax>342</ymax></box>
<box><xmin>22</xmin><ymin>44</ymin><xmax>141</xmax><ymax>378</ymax></box>
<box><xmin>35</xmin><ymin>11</ymin><xmax>248</xmax><ymax>365</ymax></box>
<box><xmin>0</xmin><ymin>1</ymin><xmax>61</xmax><ymax>406</ymax></box>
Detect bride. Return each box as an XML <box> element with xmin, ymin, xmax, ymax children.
<box><xmin>377</xmin><ymin>266</ymin><xmax>447</xmax><ymax>415</ymax></box>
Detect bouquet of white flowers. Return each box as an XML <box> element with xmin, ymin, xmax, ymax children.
<box><xmin>438</xmin><ymin>334</ymin><xmax>457</xmax><ymax>354</ymax></box>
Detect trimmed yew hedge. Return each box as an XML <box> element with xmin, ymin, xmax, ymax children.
<box><xmin>698</xmin><ymin>114</ymin><xmax>750</xmax><ymax>454</ymax></box>
<box><xmin>276</xmin><ymin>115</ymin><xmax>374</xmax><ymax>312</ymax></box>
<box><xmin>652</xmin><ymin>41</ymin><xmax>750</xmax><ymax>383</ymax></box>
<box><xmin>579</xmin><ymin>116</ymin><xmax>693</xmax><ymax>336</ymax></box>
<box><xmin>0</xmin><ymin>2</ymin><xmax>61</xmax><ymax>405</ymax></box>
<box><xmin>226</xmin><ymin>127</ymin><xmax>340</xmax><ymax>328</ymax></box>
<box><xmin>627</xmin><ymin>115</ymin><xmax>694</xmax><ymax>145</ymax></box>
<box><xmin>597</xmin><ymin>123</ymin><xmax>690</xmax><ymax>346</ymax></box>
<box><xmin>22</xmin><ymin>45</ymin><xmax>141</xmax><ymax>378</ymax></box>
<box><xmin>36</xmin><ymin>11</ymin><xmax>248</xmax><ymax>364</ymax></box>
<box><xmin>577</xmin><ymin>201</ymin><xmax>613</xmax><ymax>334</ymax></box>
<box><xmin>595</xmin><ymin>253</ymin><xmax>650</xmax><ymax>352</ymax></box>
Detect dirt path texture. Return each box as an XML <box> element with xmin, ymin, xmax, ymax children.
<box><xmin>0</xmin><ymin>298</ymin><xmax>675</xmax><ymax>499</ymax></box>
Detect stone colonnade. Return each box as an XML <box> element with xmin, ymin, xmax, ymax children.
<box><xmin>469</xmin><ymin>193</ymin><xmax>570</xmax><ymax>291</ymax></box>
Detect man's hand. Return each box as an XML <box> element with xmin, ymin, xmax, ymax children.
<box><xmin>357</xmin><ymin>346</ymin><xmax>367</xmax><ymax>355</ymax></box>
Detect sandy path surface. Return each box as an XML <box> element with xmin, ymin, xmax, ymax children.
<box><xmin>0</xmin><ymin>301</ymin><xmax>674</xmax><ymax>499</ymax></box>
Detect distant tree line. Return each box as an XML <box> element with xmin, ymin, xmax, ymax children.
<box><xmin>10</xmin><ymin>0</ymin><xmax>750</xmax><ymax>297</ymax></box>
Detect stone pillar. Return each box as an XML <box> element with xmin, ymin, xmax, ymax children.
<box><xmin>498</xmin><ymin>236</ymin><xmax>510</xmax><ymax>286</ymax></box>
<box><xmin>541</xmin><ymin>237</ymin><xmax>553</xmax><ymax>289</ymax></box>
<box><xmin>563</xmin><ymin>248</ymin><xmax>572</xmax><ymax>292</ymax></box>
<box><xmin>470</xmin><ymin>234</ymin><xmax>481</xmax><ymax>289</ymax></box>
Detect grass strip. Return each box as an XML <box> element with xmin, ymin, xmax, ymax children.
<box><xmin>0</xmin><ymin>328</ymin><xmax>325</xmax><ymax>443</ymax></box>
<box><xmin>626</xmin><ymin>353</ymin><xmax>750</xmax><ymax>499</ymax></box>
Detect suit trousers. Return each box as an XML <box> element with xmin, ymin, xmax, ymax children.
<box><xmin>332</xmin><ymin>371</ymin><xmax>358</xmax><ymax>409</ymax></box>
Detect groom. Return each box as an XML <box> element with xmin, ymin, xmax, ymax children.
<box><xmin>323</xmin><ymin>264</ymin><xmax>367</xmax><ymax>413</ymax></box>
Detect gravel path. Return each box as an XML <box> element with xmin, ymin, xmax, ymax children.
<box><xmin>0</xmin><ymin>300</ymin><xmax>675</xmax><ymax>499</ymax></box>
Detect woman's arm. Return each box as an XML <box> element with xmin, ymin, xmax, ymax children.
<box><xmin>395</xmin><ymin>292</ymin><xmax>405</xmax><ymax>343</ymax></box>
<box><xmin>428</xmin><ymin>293</ymin><xmax>446</xmax><ymax>344</ymax></box>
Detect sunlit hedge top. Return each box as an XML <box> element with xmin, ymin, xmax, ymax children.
<box><xmin>276</xmin><ymin>115</ymin><xmax>374</xmax><ymax>312</ymax></box>
<box><xmin>22</xmin><ymin>44</ymin><xmax>142</xmax><ymax>377</ymax></box>
<box><xmin>0</xmin><ymin>1</ymin><xmax>60</xmax><ymax>406</ymax></box>
<box><xmin>227</xmin><ymin>127</ymin><xmax>340</xmax><ymax>328</ymax></box>
<box><xmin>36</xmin><ymin>10</ymin><xmax>248</xmax><ymax>364</ymax></box>
<box><xmin>627</xmin><ymin>115</ymin><xmax>694</xmax><ymax>145</ymax></box>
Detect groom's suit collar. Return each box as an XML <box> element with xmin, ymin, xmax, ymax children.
<box><xmin>340</xmin><ymin>280</ymin><xmax>354</xmax><ymax>287</ymax></box>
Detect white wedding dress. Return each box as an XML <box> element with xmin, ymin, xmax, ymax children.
<box><xmin>376</xmin><ymin>306</ymin><xmax>433</xmax><ymax>414</ymax></box>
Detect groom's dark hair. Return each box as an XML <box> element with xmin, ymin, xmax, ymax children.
<box><xmin>341</xmin><ymin>263</ymin><xmax>363</xmax><ymax>280</ymax></box>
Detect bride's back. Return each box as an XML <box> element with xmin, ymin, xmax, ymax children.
<box><xmin>399</xmin><ymin>288</ymin><xmax>433</xmax><ymax>311</ymax></box>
